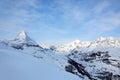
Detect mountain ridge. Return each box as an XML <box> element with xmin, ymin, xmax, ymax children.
<box><xmin>55</xmin><ymin>37</ymin><xmax>120</xmax><ymax>53</ymax></box>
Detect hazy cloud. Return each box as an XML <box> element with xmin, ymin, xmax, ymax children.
<box><xmin>92</xmin><ymin>1</ymin><xmax>110</xmax><ymax>13</ymax></box>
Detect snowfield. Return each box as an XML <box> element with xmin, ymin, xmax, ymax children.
<box><xmin>0</xmin><ymin>48</ymin><xmax>80</xmax><ymax>80</ymax></box>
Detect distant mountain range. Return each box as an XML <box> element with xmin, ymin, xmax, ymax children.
<box><xmin>0</xmin><ymin>30</ymin><xmax>120</xmax><ymax>80</ymax></box>
<box><xmin>55</xmin><ymin>37</ymin><xmax>120</xmax><ymax>53</ymax></box>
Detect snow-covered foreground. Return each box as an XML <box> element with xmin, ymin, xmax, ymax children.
<box><xmin>0</xmin><ymin>48</ymin><xmax>80</xmax><ymax>80</ymax></box>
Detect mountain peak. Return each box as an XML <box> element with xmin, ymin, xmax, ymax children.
<box><xmin>15</xmin><ymin>30</ymin><xmax>28</xmax><ymax>40</ymax></box>
<box><xmin>97</xmin><ymin>37</ymin><xmax>105</xmax><ymax>41</ymax></box>
<box><xmin>11</xmin><ymin>30</ymin><xmax>39</xmax><ymax>47</ymax></box>
<box><xmin>96</xmin><ymin>37</ymin><xmax>118</xmax><ymax>42</ymax></box>
<box><xmin>71</xmin><ymin>40</ymin><xmax>80</xmax><ymax>45</ymax></box>
<box><xmin>73</xmin><ymin>39</ymin><xmax>80</xmax><ymax>43</ymax></box>
<box><xmin>56</xmin><ymin>37</ymin><xmax>120</xmax><ymax>53</ymax></box>
<box><xmin>5</xmin><ymin>30</ymin><xmax>43</xmax><ymax>50</ymax></box>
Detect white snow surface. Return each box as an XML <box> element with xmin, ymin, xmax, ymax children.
<box><xmin>0</xmin><ymin>48</ymin><xmax>80</xmax><ymax>80</ymax></box>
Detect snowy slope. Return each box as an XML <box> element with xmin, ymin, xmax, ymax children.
<box><xmin>0</xmin><ymin>48</ymin><xmax>81</xmax><ymax>80</ymax></box>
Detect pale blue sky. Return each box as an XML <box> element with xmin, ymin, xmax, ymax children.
<box><xmin>0</xmin><ymin>0</ymin><xmax>120</xmax><ymax>44</ymax></box>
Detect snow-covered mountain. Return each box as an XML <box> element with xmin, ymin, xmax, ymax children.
<box><xmin>8</xmin><ymin>30</ymin><xmax>41</xmax><ymax>49</ymax></box>
<box><xmin>66</xmin><ymin>48</ymin><xmax>120</xmax><ymax>80</ymax></box>
<box><xmin>0</xmin><ymin>31</ymin><xmax>46</xmax><ymax>57</ymax></box>
<box><xmin>0</xmin><ymin>31</ymin><xmax>120</xmax><ymax>80</ymax></box>
<box><xmin>53</xmin><ymin>37</ymin><xmax>120</xmax><ymax>80</ymax></box>
<box><xmin>54</xmin><ymin>37</ymin><xmax>120</xmax><ymax>80</ymax></box>
<box><xmin>55</xmin><ymin>40</ymin><xmax>90</xmax><ymax>53</ymax></box>
<box><xmin>55</xmin><ymin>37</ymin><xmax>120</xmax><ymax>53</ymax></box>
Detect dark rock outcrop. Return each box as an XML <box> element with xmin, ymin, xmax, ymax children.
<box><xmin>65</xmin><ymin>58</ymin><xmax>94</xmax><ymax>80</ymax></box>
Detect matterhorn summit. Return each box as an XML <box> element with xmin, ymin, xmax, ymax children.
<box><xmin>15</xmin><ymin>30</ymin><xmax>28</xmax><ymax>41</ymax></box>
<box><xmin>8</xmin><ymin>30</ymin><xmax>40</xmax><ymax>50</ymax></box>
<box><xmin>14</xmin><ymin>30</ymin><xmax>38</xmax><ymax>46</ymax></box>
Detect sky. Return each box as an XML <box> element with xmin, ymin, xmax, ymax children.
<box><xmin>0</xmin><ymin>0</ymin><xmax>120</xmax><ymax>45</ymax></box>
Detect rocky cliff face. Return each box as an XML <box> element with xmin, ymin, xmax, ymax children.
<box><xmin>65</xmin><ymin>50</ymin><xmax>120</xmax><ymax>80</ymax></box>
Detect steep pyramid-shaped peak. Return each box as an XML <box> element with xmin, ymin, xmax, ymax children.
<box><xmin>7</xmin><ymin>30</ymin><xmax>43</xmax><ymax>50</ymax></box>
<box><xmin>15</xmin><ymin>30</ymin><xmax>28</xmax><ymax>41</ymax></box>
<box><xmin>13</xmin><ymin>30</ymin><xmax>38</xmax><ymax>46</ymax></box>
